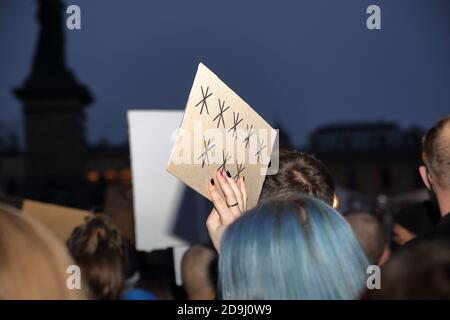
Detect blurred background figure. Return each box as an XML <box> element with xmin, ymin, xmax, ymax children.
<box><xmin>361</xmin><ymin>240</ymin><xmax>450</xmax><ymax>300</ymax></box>
<box><xmin>67</xmin><ymin>214</ymin><xmax>127</xmax><ymax>300</ymax></box>
<box><xmin>345</xmin><ymin>212</ymin><xmax>390</xmax><ymax>265</ymax></box>
<box><xmin>181</xmin><ymin>244</ymin><xmax>218</xmax><ymax>300</ymax></box>
<box><xmin>392</xmin><ymin>200</ymin><xmax>440</xmax><ymax>246</ymax></box>
<box><xmin>0</xmin><ymin>204</ymin><xmax>85</xmax><ymax>299</ymax></box>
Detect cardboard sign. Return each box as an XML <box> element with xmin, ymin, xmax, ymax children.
<box><xmin>22</xmin><ymin>200</ymin><xmax>91</xmax><ymax>243</ymax></box>
<box><xmin>167</xmin><ymin>63</ymin><xmax>277</xmax><ymax>209</ymax></box>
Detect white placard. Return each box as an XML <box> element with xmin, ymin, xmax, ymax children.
<box><xmin>128</xmin><ymin>110</ymin><xmax>211</xmax><ymax>252</ymax></box>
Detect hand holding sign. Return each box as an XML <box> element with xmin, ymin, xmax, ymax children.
<box><xmin>167</xmin><ymin>63</ymin><xmax>278</xmax><ymax>209</ymax></box>
<box><xmin>206</xmin><ymin>170</ymin><xmax>247</xmax><ymax>251</ymax></box>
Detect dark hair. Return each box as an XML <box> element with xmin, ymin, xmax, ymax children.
<box><xmin>423</xmin><ymin>115</ymin><xmax>450</xmax><ymax>189</ymax></box>
<box><xmin>261</xmin><ymin>149</ymin><xmax>335</xmax><ymax>205</ymax></box>
<box><xmin>361</xmin><ymin>240</ymin><xmax>450</xmax><ymax>299</ymax></box>
<box><xmin>67</xmin><ymin>214</ymin><xmax>127</xmax><ymax>300</ymax></box>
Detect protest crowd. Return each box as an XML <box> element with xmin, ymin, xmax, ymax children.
<box><xmin>0</xmin><ymin>115</ymin><xmax>449</xmax><ymax>300</ymax></box>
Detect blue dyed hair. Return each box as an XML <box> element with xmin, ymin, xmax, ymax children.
<box><xmin>219</xmin><ymin>193</ymin><xmax>370</xmax><ymax>300</ymax></box>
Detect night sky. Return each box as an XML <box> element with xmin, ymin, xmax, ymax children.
<box><xmin>1</xmin><ymin>0</ymin><xmax>449</xmax><ymax>147</ymax></box>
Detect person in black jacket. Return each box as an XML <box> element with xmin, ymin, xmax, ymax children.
<box><xmin>415</xmin><ymin>115</ymin><xmax>450</xmax><ymax>244</ymax></box>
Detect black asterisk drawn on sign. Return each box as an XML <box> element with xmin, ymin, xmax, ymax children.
<box><xmin>233</xmin><ymin>162</ymin><xmax>245</xmax><ymax>181</ymax></box>
<box><xmin>194</xmin><ymin>86</ymin><xmax>212</xmax><ymax>115</ymax></box>
<box><xmin>213</xmin><ymin>98</ymin><xmax>230</xmax><ymax>128</ymax></box>
<box><xmin>217</xmin><ymin>150</ymin><xmax>232</xmax><ymax>172</ymax></box>
<box><xmin>255</xmin><ymin>138</ymin><xmax>266</xmax><ymax>163</ymax></box>
<box><xmin>197</xmin><ymin>136</ymin><xmax>216</xmax><ymax>168</ymax></box>
<box><xmin>228</xmin><ymin>112</ymin><xmax>243</xmax><ymax>138</ymax></box>
<box><xmin>243</xmin><ymin>124</ymin><xmax>256</xmax><ymax>149</ymax></box>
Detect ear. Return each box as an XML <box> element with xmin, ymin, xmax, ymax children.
<box><xmin>332</xmin><ymin>193</ymin><xmax>339</xmax><ymax>209</ymax></box>
<box><xmin>419</xmin><ymin>165</ymin><xmax>431</xmax><ymax>189</ymax></box>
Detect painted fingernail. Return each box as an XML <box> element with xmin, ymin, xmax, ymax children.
<box><xmin>243</xmin><ymin>176</ymin><xmax>245</xmax><ymax>182</ymax></box>
<box><xmin>210</xmin><ymin>178</ymin><xmax>215</xmax><ymax>185</ymax></box>
<box><xmin>226</xmin><ymin>171</ymin><xmax>231</xmax><ymax>178</ymax></box>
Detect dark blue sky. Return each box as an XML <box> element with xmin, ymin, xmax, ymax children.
<box><xmin>1</xmin><ymin>0</ymin><xmax>449</xmax><ymax>146</ymax></box>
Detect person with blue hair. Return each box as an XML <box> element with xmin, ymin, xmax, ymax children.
<box><xmin>207</xmin><ymin>170</ymin><xmax>369</xmax><ymax>300</ymax></box>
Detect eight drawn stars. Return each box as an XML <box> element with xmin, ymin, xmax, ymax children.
<box><xmin>191</xmin><ymin>84</ymin><xmax>271</xmax><ymax>177</ymax></box>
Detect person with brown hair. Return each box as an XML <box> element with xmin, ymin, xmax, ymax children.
<box><xmin>66</xmin><ymin>214</ymin><xmax>127</xmax><ymax>300</ymax></box>
<box><xmin>416</xmin><ymin>115</ymin><xmax>450</xmax><ymax>243</ymax></box>
<box><xmin>0</xmin><ymin>204</ymin><xmax>85</xmax><ymax>300</ymax></box>
<box><xmin>345</xmin><ymin>212</ymin><xmax>390</xmax><ymax>265</ymax></box>
<box><xmin>261</xmin><ymin>149</ymin><xmax>337</xmax><ymax>207</ymax></box>
<box><xmin>181</xmin><ymin>244</ymin><xmax>217</xmax><ymax>300</ymax></box>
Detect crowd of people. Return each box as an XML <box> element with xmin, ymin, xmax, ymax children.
<box><xmin>0</xmin><ymin>115</ymin><xmax>449</xmax><ymax>300</ymax></box>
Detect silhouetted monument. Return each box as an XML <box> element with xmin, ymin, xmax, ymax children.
<box><xmin>14</xmin><ymin>0</ymin><xmax>93</xmax><ymax>207</ymax></box>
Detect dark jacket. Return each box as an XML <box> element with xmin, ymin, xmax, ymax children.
<box><xmin>404</xmin><ymin>212</ymin><xmax>450</xmax><ymax>248</ymax></box>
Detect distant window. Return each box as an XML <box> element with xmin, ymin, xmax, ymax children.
<box><xmin>381</xmin><ymin>168</ymin><xmax>392</xmax><ymax>189</ymax></box>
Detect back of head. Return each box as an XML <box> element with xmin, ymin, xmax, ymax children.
<box><xmin>181</xmin><ymin>244</ymin><xmax>217</xmax><ymax>300</ymax></box>
<box><xmin>423</xmin><ymin>115</ymin><xmax>450</xmax><ymax>190</ymax></box>
<box><xmin>261</xmin><ymin>149</ymin><xmax>335</xmax><ymax>206</ymax></box>
<box><xmin>67</xmin><ymin>214</ymin><xmax>126</xmax><ymax>300</ymax></box>
<box><xmin>219</xmin><ymin>193</ymin><xmax>369</xmax><ymax>300</ymax></box>
<box><xmin>345</xmin><ymin>212</ymin><xmax>386</xmax><ymax>265</ymax></box>
<box><xmin>0</xmin><ymin>204</ymin><xmax>85</xmax><ymax>299</ymax></box>
<box><xmin>361</xmin><ymin>240</ymin><xmax>450</xmax><ymax>299</ymax></box>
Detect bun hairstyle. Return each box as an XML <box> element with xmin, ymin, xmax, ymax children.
<box><xmin>67</xmin><ymin>214</ymin><xmax>127</xmax><ymax>300</ymax></box>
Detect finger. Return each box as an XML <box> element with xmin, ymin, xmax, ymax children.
<box><xmin>216</xmin><ymin>170</ymin><xmax>241</xmax><ymax>217</ymax></box>
<box><xmin>208</xmin><ymin>177</ymin><xmax>235</xmax><ymax>225</ymax></box>
<box><xmin>225</xmin><ymin>171</ymin><xmax>244</xmax><ymax>212</ymax></box>
<box><xmin>239</xmin><ymin>176</ymin><xmax>248</xmax><ymax>210</ymax></box>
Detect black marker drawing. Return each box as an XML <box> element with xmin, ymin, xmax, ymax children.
<box><xmin>255</xmin><ymin>138</ymin><xmax>266</xmax><ymax>163</ymax></box>
<box><xmin>233</xmin><ymin>162</ymin><xmax>245</xmax><ymax>181</ymax></box>
<box><xmin>217</xmin><ymin>150</ymin><xmax>232</xmax><ymax>172</ymax></box>
<box><xmin>228</xmin><ymin>112</ymin><xmax>243</xmax><ymax>138</ymax></box>
<box><xmin>213</xmin><ymin>99</ymin><xmax>230</xmax><ymax>128</ymax></box>
<box><xmin>197</xmin><ymin>136</ymin><xmax>216</xmax><ymax>168</ymax></box>
<box><xmin>243</xmin><ymin>124</ymin><xmax>256</xmax><ymax>149</ymax></box>
<box><xmin>195</xmin><ymin>86</ymin><xmax>212</xmax><ymax>115</ymax></box>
